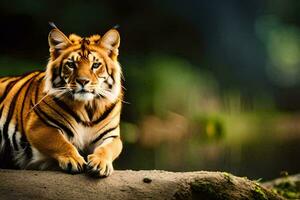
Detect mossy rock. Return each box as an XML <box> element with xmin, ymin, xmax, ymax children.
<box><xmin>271</xmin><ymin>180</ymin><xmax>300</xmax><ymax>199</ymax></box>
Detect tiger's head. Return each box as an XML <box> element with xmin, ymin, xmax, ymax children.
<box><xmin>44</xmin><ymin>26</ymin><xmax>122</xmax><ymax>103</ymax></box>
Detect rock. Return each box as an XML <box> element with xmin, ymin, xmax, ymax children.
<box><xmin>0</xmin><ymin>169</ymin><xmax>286</xmax><ymax>200</ymax></box>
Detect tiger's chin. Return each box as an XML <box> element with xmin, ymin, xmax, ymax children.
<box><xmin>73</xmin><ymin>92</ymin><xmax>95</xmax><ymax>101</ymax></box>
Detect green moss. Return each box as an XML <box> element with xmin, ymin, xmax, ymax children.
<box><xmin>190</xmin><ymin>180</ymin><xmax>215</xmax><ymax>195</ymax></box>
<box><xmin>190</xmin><ymin>180</ymin><xmax>230</xmax><ymax>200</ymax></box>
<box><xmin>251</xmin><ymin>185</ymin><xmax>268</xmax><ymax>200</ymax></box>
<box><xmin>271</xmin><ymin>180</ymin><xmax>300</xmax><ymax>199</ymax></box>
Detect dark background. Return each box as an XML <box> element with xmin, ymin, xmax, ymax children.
<box><xmin>0</xmin><ymin>0</ymin><xmax>300</xmax><ymax>180</ymax></box>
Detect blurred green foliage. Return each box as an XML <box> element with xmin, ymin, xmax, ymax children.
<box><xmin>257</xmin><ymin>15</ymin><xmax>300</xmax><ymax>86</ymax></box>
<box><xmin>125</xmin><ymin>55</ymin><xmax>218</xmax><ymax>118</ymax></box>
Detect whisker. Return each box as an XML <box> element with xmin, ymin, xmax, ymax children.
<box><xmin>27</xmin><ymin>91</ymin><xmax>61</xmax><ymax>116</ymax></box>
<box><xmin>97</xmin><ymin>89</ymin><xmax>130</xmax><ymax>104</ymax></box>
<box><xmin>27</xmin><ymin>88</ymin><xmax>71</xmax><ymax>116</ymax></box>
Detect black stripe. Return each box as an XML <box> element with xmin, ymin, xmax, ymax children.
<box><xmin>0</xmin><ymin>77</ymin><xmax>11</xmax><ymax>83</ymax></box>
<box><xmin>34</xmin><ymin>76</ymin><xmax>43</xmax><ymax>103</ymax></box>
<box><xmin>31</xmin><ymin>101</ymin><xmax>60</xmax><ymax>130</ymax></box>
<box><xmin>0</xmin><ymin>106</ymin><xmax>4</xmax><ymax>119</ymax></box>
<box><xmin>85</xmin><ymin>105</ymin><xmax>94</xmax><ymax>121</ymax></box>
<box><xmin>102</xmin><ymin>135</ymin><xmax>118</xmax><ymax>140</ymax></box>
<box><xmin>58</xmin><ymin>62</ymin><xmax>63</xmax><ymax>78</ymax></box>
<box><xmin>92</xmin><ymin>102</ymin><xmax>117</xmax><ymax>124</ymax></box>
<box><xmin>20</xmin><ymin>75</ymin><xmax>42</xmax><ymax>134</ymax></box>
<box><xmin>105</xmin><ymin>64</ymin><xmax>109</xmax><ymax>76</ymax></box>
<box><xmin>18</xmin><ymin>75</ymin><xmax>42</xmax><ymax>160</ymax></box>
<box><xmin>34</xmin><ymin>104</ymin><xmax>74</xmax><ymax>138</ymax></box>
<box><xmin>2</xmin><ymin>73</ymin><xmax>38</xmax><ymax>164</ymax></box>
<box><xmin>1</xmin><ymin>114</ymin><xmax>17</xmax><ymax>168</ymax></box>
<box><xmin>2</xmin><ymin>73</ymin><xmax>39</xmax><ymax>148</ymax></box>
<box><xmin>42</xmin><ymin>100</ymin><xmax>76</xmax><ymax>133</ymax></box>
<box><xmin>95</xmin><ymin>94</ymin><xmax>105</xmax><ymax>100</ymax></box>
<box><xmin>0</xmin><ymin>107</ymin><xmax>3</xmax><ymax>145</ymax></box>
<box><xmin>51</xmin><ymin>67</ymin><xmax>58</xmax><ymax>88</ymax></box>
<box><xmin>12</xmin><ymin>124</ymin><xmax>19</xmax><ymax>151</ymax></box>
<box><xmin>0</xmin><ymin>79</ymin><xmax>20</xmax><ymax>104</ymax></box>
<box><xmin>1</xmin><ymin>127</ymin><xmax>10</xmax><ymax>153</ymax></box>
<box><xmin>53</xmin><ymin>97</ymin><xmax>82</xmax><ymax>123</ymax></box>
<box><xmin>0</xmin><ymin>71</ymin><xmax>43</xmax><ymax>105</ymax></box>
<box><xmin>0</xmin><ymin>72</ymin><xmax>40</xmax><ymax>168</ymax></box>
<box><xmin>91</xmin><ymin>126</ymin><xmax>118</xmax><ymax>144</ymax></box>
<box><xmin>32</xmin><ymin>77</ymin><xmax>62</xmax><ymax>130</ymax></box>
<box><xmin>52</xmin><ymin>64</ymin><xmax>65</xmax><ymax>88</ymax></box>
<box><xmin>0</xmin><ymin>130</ymin><xmax>17</xmax><ymax>169</ymax></box>
<box><xmin>19</xmin><ymin>133</ymin><xmax>32</xmax><ymax>160</ymax></box>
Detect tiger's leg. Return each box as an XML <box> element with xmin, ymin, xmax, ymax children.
<box><xmin>87</xmin><ymin>136</ymin><xmax>122</xmax><ymax>177</ymax></box>
<box><xmin>27</xmin><ymin>125</ymin><xmax>86</xmax><ymax>174</ymax></box>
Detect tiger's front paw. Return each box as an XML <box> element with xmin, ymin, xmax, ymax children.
<box><xmin>87</xmin><ymin>154</ymin><xmax>114</xmax><ymax>178</ymax></box>
<box><xmin>57</xmin><ymin>153</ymin><xmax>86</xmax><ymax>174</ymax></box>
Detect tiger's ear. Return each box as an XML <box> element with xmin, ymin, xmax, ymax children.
<box><xmin>48</xmin><ymin>28</ymin><xmax>71</xmax><ymax>59</ymax></box>
<box><xmin>100</xmin><ymin>29</ymin><xmax>120</xmax><ymax>60</ymax></box>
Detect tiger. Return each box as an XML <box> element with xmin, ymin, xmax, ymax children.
<box><xmin>0</xmin><ymin>24</ymin><xmax>123</xmax><ymax>177</ymax></box>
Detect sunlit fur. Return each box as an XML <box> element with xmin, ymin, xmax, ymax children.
<box><xmin>0</xmin><ymin>27</ymin><xmax>123</xmax><ymax>177</ymax></box>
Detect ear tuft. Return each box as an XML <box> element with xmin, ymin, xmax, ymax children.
<box><xmin>49</xmin><ymin>22</ymin><xmax>58</xmax><ymax>29</ymax></box>
<box><xmin>113</xmin><ymin>24</ymin><xmax>120</xmax><ymax>29</ymax></box>
<box><xmin>100</xmin><ymin>29</ymin><xmax>120</xmax><ymax>60</ymax></box>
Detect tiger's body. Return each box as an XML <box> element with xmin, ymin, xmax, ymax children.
<box><xmin>0</xmin><ymin>26</ymin><xmax>123</xmax><ymax>177</ymax></box>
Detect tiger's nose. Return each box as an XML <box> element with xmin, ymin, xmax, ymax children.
<box><xmin>76</xmin><ymin>78</ymin><xmax>90</xmax><ymax>87</ymax></box>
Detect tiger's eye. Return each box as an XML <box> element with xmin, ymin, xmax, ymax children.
<box><xmin>65</xmin><ymin>62</ymin><xmax>75</xmax><ymax>69</ymax></box>
<box><xmin>92</xmin><ymin>63</ymin><xmax>101</xmax><ymax>69</ymax></box>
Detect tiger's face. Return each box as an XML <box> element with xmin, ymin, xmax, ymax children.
<box><xmin>45</xmin><ymin>27</ymin><xmax>122</xmax><ymax>103</ymax></box>
<box><xmin>59</xmin><ymin>51</ymin><xmax>114</xmax><ymax>101</ymax></box>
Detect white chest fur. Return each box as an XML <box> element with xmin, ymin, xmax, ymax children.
<box><xmin>70</xmin><ymin>124</ymin><xmax>97</xmax><ymax>151</ymax></box>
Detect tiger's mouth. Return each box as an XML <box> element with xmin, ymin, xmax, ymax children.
<box><xmin>72</xmin><ymin>89</ymin><xmax>96</xmax><ymax>101</ymax></box>
<box><xmin>77</xmin><ymin>89</ymin><xmax>93</xmax><ymax>94</ymax></box>
<box><xmin>73</xmin><ymin>89</ymin><xmax>95</xmax><ymax>94</ymax></box>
